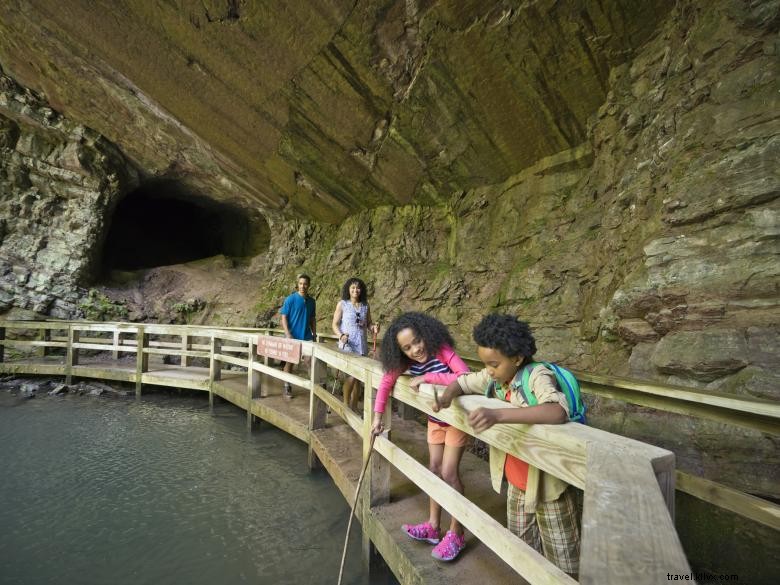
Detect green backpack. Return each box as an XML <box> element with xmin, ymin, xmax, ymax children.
<box><xmin>486</xmin><ymin>361</ymin><xmax>586</xmax><ymax>423</ymax></box>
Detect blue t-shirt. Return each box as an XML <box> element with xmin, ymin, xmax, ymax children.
<box><xmin>280</xmin><ymin>292</ymin><xmax>316</xmax><ymax>341</ymax></box>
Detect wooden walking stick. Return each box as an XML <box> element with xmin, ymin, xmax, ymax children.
<box><xmin>337</xmin><ymin>431</ymin><xmax>378</xmax><ymax>585</ymax></box>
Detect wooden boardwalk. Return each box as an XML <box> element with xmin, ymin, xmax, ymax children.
<box><xmin>11</xmin><ymin>320</ymin><xmax>769</xmax><ymax>584</ymax></box>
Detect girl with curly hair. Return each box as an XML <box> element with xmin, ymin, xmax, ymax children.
<box><xmin>371</xmin><ymin>312</ymin><xmax>470</xmax><ymax>562</ymax></box>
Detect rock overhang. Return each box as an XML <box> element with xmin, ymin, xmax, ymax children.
<box><xmin>0</xmin><ymin>0</ymin><xmax>675</xmax><ymax>223</ymax></box>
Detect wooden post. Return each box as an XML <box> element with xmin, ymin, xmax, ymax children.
<box><xmin>365</xmin><ymin>372</ymin><xmax>390</xmax><ymax>508</ymax></box>
<box><xmin>181</xmin><ymin>333</ymin><xmax>191</xmax><ymax>367</ymax></box>
<box><xmin>0</xmin><ymin>326</ymin><xmax>6</xmax><ymax>363</ymax></box>
<box><xmin>308</xmin><ymin>350</ymin><xmax>328</xmax><ymax>469</ymax></box>
<box><xmin>40</xmin><ymin>328</ymin><xmax>51</xmax><ymax>357</ymax></box>
<box><xmin>361</xmin><ymin>530</ymin><xmax>373</xmax><ymax>581</ymax></box>
<box><xmin>135</xmin><ymin>326</ymin><xmax>148</xmax><ymax>398</ymax></box>
<box><xmin>246</xmin><ymin>340</ymin><xmax>261</xmax><ymax>429</ymax></box>
<box><xmin>112</xmin><ymin>330</ymin><xmax>121</xmax><ymax>360</ymax></box>
<box><xmin>70</xmin><ymin>329</ymin><xmax>80</xmax><ymax>366</ymax></box>
<box><xmin>209</xmin><ymin>335</ymin><xmax>222</xmax><ymax>409</ymax></box>
<box><xmin>65</xmin><ymin>327</ymin><xmax>79</xmax><ymax>385</ymax></box>
<box><xmin>655</xmin><ymin>467</ymin><xmax>676</xmax><ymax>520</ymax></box>
<box><xmin>580</xmin><ymin>443</ymin><xmax>690</xmax><ymax>584</ymax></box>
<box><xmin>260</xmin><ymin>353</ymin><xmax>270</xmax><ymax>398</ymax></box>
<box><xmin>361</xmin><ymin>370</ymin><xmax>388</xmax><ymax>581</ymax></box>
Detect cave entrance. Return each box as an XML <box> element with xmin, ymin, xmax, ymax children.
<box><xmin>100</xmin><ymin>179</ymin><xmax>269</xmax><ymax>273</ymax></box>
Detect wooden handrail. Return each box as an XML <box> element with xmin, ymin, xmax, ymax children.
<box><xmin>3</xmin><ymin>319</ymin><xmax>777</xmax><ymax>427</ymax></box>
<box><xmin>576</xmin><ymin>374</ymin><xmax>780</xmax><ymax>435</ymax></box>
<box><xmin>396</xmin><ymin>380</ymin><xmax>675</xmax><ymax>493</ymax></box>
<box><xmin>154</xmin><ymin>325</ymin><xmax>780</xmax><ymax>435</ymax></box>
<box><xmin>676</xmin><ymin>471</ymin><xmax>780</xmax><ymax>531</ymax></box>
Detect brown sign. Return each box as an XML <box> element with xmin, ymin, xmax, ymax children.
<box><xmin>256</xmin><ymin>335</ymin><xmax>302</xmax><ymax>364</ymax></box>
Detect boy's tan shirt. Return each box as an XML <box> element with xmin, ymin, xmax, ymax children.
<box><xmin>457</xmin><ymin>366</ymin><xmax>571</xmax><ymax>512</ymax></box>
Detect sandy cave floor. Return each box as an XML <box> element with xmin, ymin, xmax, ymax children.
<box><xmin>99</xmin><ymin>255</ymin><xmax>276</xmax><ymax>327</ymax></box>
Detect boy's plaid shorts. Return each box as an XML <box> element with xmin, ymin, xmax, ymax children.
<box><xmin>507</xmin><ymin>483</ymin><xmax>581</xmax><ymax>575</ymax></box>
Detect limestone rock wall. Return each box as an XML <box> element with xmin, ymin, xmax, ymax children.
<box><xmin>0</xmin><ymin>70</ymin><xmax>137</xmax><ymax>316</ymax></box>
<box><xmin>595</xmin><ymin>2</ymin><xmax>779</xmax><ymax>391</ymax></box>
<box><xmin>245</xmin><ymin>1</ymin><xmax>778</xmax><ymax>499</ymax></box>
<box><xmin>255</xmin><ymin>0</ymin><xmax>778</xmax><ymax>382</ymax></box>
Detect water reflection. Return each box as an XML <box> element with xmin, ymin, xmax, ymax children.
<box><xmin>0</xmin><ymin>391</ymin><xmax>369</xmax><ymax>585</ymax></box>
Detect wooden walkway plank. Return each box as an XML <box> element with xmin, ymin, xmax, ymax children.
<box><xmin>313</xmin><ymin>414</ymin><xmax>528</xmax><ymax>585</ymax></box>
<box><xmin>217</xmin><ymin>375</ymin><xmax>311</xmax><ymax>443</ymax></box>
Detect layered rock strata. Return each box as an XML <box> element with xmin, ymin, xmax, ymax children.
<box><xmin>0</xmin><ymin>71</ymin><xmax>137</xmax><ymax>316</ymax></box>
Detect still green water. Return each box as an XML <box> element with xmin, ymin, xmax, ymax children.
<box><xmin>0</xmin><ymin>390</ymin><xmax>368</xmax><ymax>585</ymax></box>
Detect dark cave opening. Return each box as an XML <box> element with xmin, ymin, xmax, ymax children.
<box><xmin>100</xmin><ymin>180</ymin><xmax>269</xmax><ymax>273</ymax></box>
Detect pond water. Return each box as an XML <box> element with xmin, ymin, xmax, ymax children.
<box><xmin>0</xmin><ymin>390</ymin><xmax>371</xmax><ymax>585</ymax></box>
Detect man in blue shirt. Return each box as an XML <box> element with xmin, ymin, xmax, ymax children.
<box><xmin>279</xmin><ymin>273</ymin><xmax>316</xmax><ymax>399</ymax></box>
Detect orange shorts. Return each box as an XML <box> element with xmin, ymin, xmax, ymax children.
<box><xmin>427</xmin><ymin>419</ymin><xmax>468</xmax><ymax>447</ymax></box>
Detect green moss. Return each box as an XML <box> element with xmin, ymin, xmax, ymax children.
<box><xmin>171</xmin><ymin>298</ymin><xmax>206</xmax><ymax>324</ymax></box>
<box><xmin>78</xmin><ymin>289</ymin><xmax>128</xmax><ymax>321</ymax></box>
<box><xmin>675</xmin><ymin>492</ymin><xmax>779</xmax><ymax>584</ymax></box>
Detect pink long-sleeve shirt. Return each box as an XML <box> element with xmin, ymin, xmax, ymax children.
<box><xmin>373</xmin><ymin>345</ymin><xmax>469</xmax><ymax>413</ymax></box>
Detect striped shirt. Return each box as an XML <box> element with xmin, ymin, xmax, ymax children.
<box><xmin>408</xmin><ymin>356</ymin><xmax>452</xmax><ymax>377</ymax></box>
<box><xmin>409</xmin><ymin>357</ymin><xmax>451</xmax><ymax>425</ymax></box>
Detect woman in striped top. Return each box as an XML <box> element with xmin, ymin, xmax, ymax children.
<box><xmin>371</xmin><ymin>312</ymin><xmax>470</xmax><ymax>562</ymax></box>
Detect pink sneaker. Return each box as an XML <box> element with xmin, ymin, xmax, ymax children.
<box><xmin>431</xmin><ymin>531</ymin><xmax>465</xmax><ymax>561</ymax></box>
<box><xmin>402</xmin><ymin>521</ymin><xmax>440</xmax><ymax>544</ymax></box>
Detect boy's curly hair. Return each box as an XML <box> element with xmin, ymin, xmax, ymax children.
<box><xmin>473</xmin><ymin>314</ymin><xmax>537</xmax><ymax>359</ymax></box>
<box><xmin>380</xmin><ymin>312</ymin><xmax>455</xmax><ymax>373</ymax></box>
<box><xmin>340</xmin><ymin>277</ymin><xmax>368</xmax><ymax>303</ymax></box>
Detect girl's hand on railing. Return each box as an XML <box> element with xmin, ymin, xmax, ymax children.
<box><xmin>371</xmin><ymin>413</ymin><xmax>384</xmax><ymax>435</ymax></box>
<box><xmin>409</xmin><ymin>376</ymin><xmax>425</xmax><ymax>390</ymax></box>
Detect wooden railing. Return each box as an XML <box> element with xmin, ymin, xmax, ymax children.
<box><xmin>318</xmin><ymin>331</ymin><xmax>778</xmax><ymax>434</ymax></box>
<box><xmin>2</xmin><ymin>320</ymin><xmax>778</xmax><ymax>583</ymax></box>
<box><xmin>316</xmin><ymin>331</ymin><xmax>780</xmax><ymax>532</ymax></box>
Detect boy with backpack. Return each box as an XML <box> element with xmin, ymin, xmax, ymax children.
<box><xmin>433</xmin><ymin>313</ymin><xmax>582</xmax><ymax>577</ymax></box>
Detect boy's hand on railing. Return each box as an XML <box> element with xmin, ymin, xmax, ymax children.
<box><xmin>468</xmin><ymin>407</ymin><xmax>500</xmax><ymax>433</ymax></box>
<box><xmin>432</xmin><ymin>381</ymin><xmax>461</xmax><ymax>412</ymax></box>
